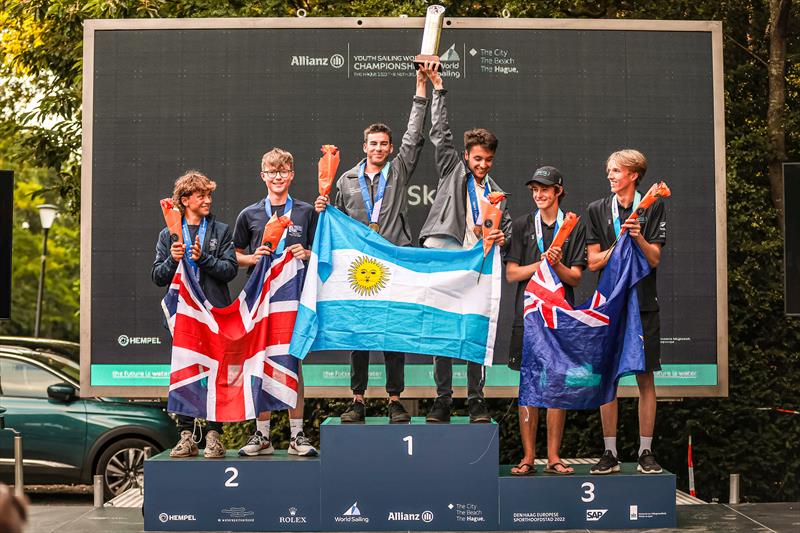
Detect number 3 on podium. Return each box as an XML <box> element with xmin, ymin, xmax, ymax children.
<box><xmin>581</xmin><ymin>482</ymin><xmax>595</xmax><ymax>502</ymax></box>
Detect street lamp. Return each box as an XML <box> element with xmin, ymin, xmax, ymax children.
<box><xmin>34</xmin><ymin>204</ymin><xmax>58</xmax><ymax>338</ymax></box>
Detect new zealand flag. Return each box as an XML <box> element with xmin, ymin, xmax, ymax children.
<box><xmin>162</xmin><ymin>253</ymin><xmax>303</xmax><ymax>422</ymax></box>
<box><xmin>520</xmin><ymin>233</ymin><xmax>651</xmax><ymax>410</ymax></box>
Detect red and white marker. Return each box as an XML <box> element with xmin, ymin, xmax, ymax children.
<box><xmin>688</xmin><ymin>435</ymin><xmax>696</xmax><ymax>497</ymax></box>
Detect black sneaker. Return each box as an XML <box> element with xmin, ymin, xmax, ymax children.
<box><xmin>468</xmin><ymin>398</ymin><xmax>491</xmax><ymax>423</ymax></box>
<box><xmin>340</xmin><ymin>400</ymin><xmax>365</xmax><ymax>423</ymax></box>
<box><xmin>388</xmin><ymin>400</ymin><xmax>411</xmax><ymax>424</ymax></box>
<box><xmin>637</xmin><ymin>450</ymin><xmax>663</xmax><ymax>474</ymax></box>
<box><xmin>590</xmin><ymin>450</ymin><xmax>620</xmax><ymax>475</ymax></box>
<box><xmin>425</xmin><ymin>397</ymin><xmax>451</xmax><ymax>423</ymax></box>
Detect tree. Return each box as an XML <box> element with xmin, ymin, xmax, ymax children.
<box><xmin>767</xmin><ymin>0</ymin><xmax>792</xmax><ymax>227</ymax></box>
<box><xmin>0</xmin><ymin>148</ymin><xmax>80</xmax><ymax>340</ymax></box>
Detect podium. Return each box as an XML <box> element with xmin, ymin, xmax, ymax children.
<box><xmin>143</xmin><ymin>417</ymin><xmax>676</xmax><ymax>531</ymax></box>
<box><xmin>499</xmin><ymin>463</ymin><xmax>677</xmax><ymax>529</ymax></box>
<box><xmin>320</xmin><ymin>417</ymin><xmax>499</xmax><ymax>530</ymax></box>
<box><xmin>143</xmin><ymin>450</ymin><xmax>320</xmax><ymax>531</ymax></box>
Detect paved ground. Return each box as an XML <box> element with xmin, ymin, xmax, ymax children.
<box><xmin>25</xmin><ymin>502</ymin><xmax>800</xmax><ymax>533</ymax></box>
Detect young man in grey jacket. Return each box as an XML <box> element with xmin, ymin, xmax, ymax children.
<box><xmin>314</xmin><ymin>64</ymin><xmax>434</xmax><ymax>424</ymax></box>
<box><xmin>419</xmin><ymin>65</ymin><xmax>512</xmax><ymax>424</ymax></box>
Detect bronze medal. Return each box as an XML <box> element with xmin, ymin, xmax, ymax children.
<box><xmin>368</xmin><ymin>222</ymin><xmax>380</xmax><ymax>232</ymax></box>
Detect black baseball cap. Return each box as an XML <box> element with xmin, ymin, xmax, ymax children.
<box><xmin>526</xmin><ymin>166</ymin><xmax>564</xmax><ymax>187</ymax></box>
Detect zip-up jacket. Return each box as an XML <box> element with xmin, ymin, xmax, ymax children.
<box><xmin>151</xmin><ymin>214</ymin><xmax>238</xmax><ymax>307</ymax></box>
<box><xmin>334</xmin><ymin>95</ymin><xmax>429</xmax><ymax>246</ymax></box>
<box><xmin>419</xmin><ymin>89</ymin><xmax>512</xmax><ymax>248</ymax></box>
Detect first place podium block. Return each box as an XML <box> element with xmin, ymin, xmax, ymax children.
<box><xmin>143</xmin><ymin>450</ymin><xmax>320</xmax><ymax>531</ymax></box>
<box><xmin>320</xmin><ymin>417</ymin><xmax>499</xmax><ymax>531</ymax></box>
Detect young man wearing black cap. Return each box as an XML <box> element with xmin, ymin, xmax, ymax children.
<box><xmin>505</xmin><ymin>166</ymin><xmax>586</xmax><ymax>475</ymax></box>
<box><xmin>419</xmin><ymin>65</ymin><xmax>512</xmax><ymax>424</ymax></box>
<box><xmin>585</xmin><ymin>149</ymin><xmax>667</xmax><ymax>475</ymax></box>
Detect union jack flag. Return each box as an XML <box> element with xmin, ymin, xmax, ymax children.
<box><xmin>524</xmin><ymin>261</ymin><xmax>609</xmax><ymax>328</ymax></box>
<box><xmin>519</xmin><ymin>234</ymin><xmax>650</xmax><ymax>410</ymax></box>
<box><xmin>162</xmin><ymin>253</ymin><xmax>303</xmax><ymax>422</ymax></box>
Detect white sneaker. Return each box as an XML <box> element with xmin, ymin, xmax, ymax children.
<box><xmin>288</xmin><ymin>432</ymin><xmax>318</xmax><ymax>456</ymax></box>
<box><xmin>238</xmin><ymin>431</ymin><xmax>274</xmax><ymax>456</ymax></box>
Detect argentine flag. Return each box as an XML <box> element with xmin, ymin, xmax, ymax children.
<box><xmin>289</xmin><ymin>206</ymin><xmax>502</xmax><ymax>365</ymax></box>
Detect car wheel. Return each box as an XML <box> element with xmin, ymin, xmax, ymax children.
<box><xmin>95</xmin><ymin>438</ymin><xmax>155</xmax><ymax>500</ymax></box>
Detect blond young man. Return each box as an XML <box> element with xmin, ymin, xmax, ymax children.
<box><xmin>585</xmin><ymin>150</ymin><xmax>667</xmax><ymax>474</ymax></box>
<box><xmin>233</xmin><ymin>148</ymin><xmax>318</xmax><ymax>456</ymax></box>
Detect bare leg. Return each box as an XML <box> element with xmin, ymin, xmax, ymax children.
<box><xmin>545</xmin><ymin>409</ymin><xmax>572</xmax><ymax>471</ymax></box>
<box><xmin>599</xmin><ymin>398</ymin><xmax>619</xmax><ymax>438</ymax></box>
<box><xmin>636</xmin><ymin>372</ymin><xmax>656</xmax><ymax>437</ymax></box>
<box><xmin>512</xmin><ymin>406</ymin><xmax>538</xmax><ymax>474</ymax></box>
<box><xmin>288</xmin><ymin>364</ymin><xmax>305</xmax><ymax>420</ymax></box>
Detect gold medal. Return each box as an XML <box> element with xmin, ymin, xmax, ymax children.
<box><xmin>368</xmin><ymin>222</ymin><xmax>380</xmax><ymax>231</ymax></box>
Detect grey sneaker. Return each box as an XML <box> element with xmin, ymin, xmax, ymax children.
<box><xmin>238</xmin><ymin>431</ymin><xmax>274</xmax><ymax>456</ymax></box>
<box><xmin>590</xmin><ymin>450</ymin><xmax>620</xmax><ymax>475</ymax></box>
<box><xmin>169</xmin><ymin>430</ymin><xmax>199</xmax><ymax>458</ymax></box>
<box><xmin>288</xmin><ymin>432</ymin><xmax>318</xmax><ymax>456</ymax></box>
<box><xmin>203</xmin><ymin>430</ymin><xmax>226</xmax><ymax>459</ymax></box>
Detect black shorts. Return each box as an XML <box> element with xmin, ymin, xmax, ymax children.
<box><xmin>508</xmin><ymin>325</ymin><xmax>524</xmax><ymax>371</ymax></box>
<box><xmin>641</xmin><ymin>311</ymin><xmax>662</xmax><ymax>372</ymax></box>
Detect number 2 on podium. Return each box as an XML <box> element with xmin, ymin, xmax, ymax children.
<box><xmin>403</xmin><ymin>435</ymin><xmax>413</xmax><ymax>456</ymax></box>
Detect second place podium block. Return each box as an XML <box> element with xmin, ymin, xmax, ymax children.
<box><xmin>320</xmin><ymin>416</ymin><xmax>499</xmax><ymax>531</ymax></box>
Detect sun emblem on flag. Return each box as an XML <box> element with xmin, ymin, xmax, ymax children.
<box><xmin>348</xmin><ymin>256</ymin><xmax>389</xmax><ymax>296</ymax></box>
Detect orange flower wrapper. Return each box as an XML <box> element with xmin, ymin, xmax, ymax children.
<box><xmin>621</xmin><ymin>181</ymin><xmax>671</xmax><ymax>234</ymax></box>
<box><xmin>549</xmin><ymin>212</ymin><xmax>579</xmax><ymax>251</ymax></box>
<box><xmin>481</xmin><ymin>192</ymin><xmax>506</xmax><ymax>257</ymax></box>
<box><xmin>261</xmin><ymin>213</ymin><xmax>292</xmax><ymax>249</ymax></box>
<box><xmin>160</xmin><ymin>198</ymin><xmax>183</xmax><ymax>243</ymax></box>
<box><xmin>318</xmin><ymin>144</ymin><xmax>340</xmax><ymax>197</ymax></box>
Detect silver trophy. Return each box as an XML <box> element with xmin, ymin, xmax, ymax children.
<box><xmin>415</xmin><ymin>5</ymin><xmax>446</xmax><ymax>71</ymax></box>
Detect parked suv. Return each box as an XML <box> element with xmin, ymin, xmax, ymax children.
<box><xmin>0</xmin><ymin>342</ymin><xmax>177</xmax><ymax>499</ymax></box>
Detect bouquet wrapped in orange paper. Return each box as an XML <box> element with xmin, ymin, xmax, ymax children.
<box><xmin>261</xmin><ymin>213</ymin><xmax>292</xmax><ymax>250</ymax></box>
<box><xmin>160</xmin><ymin>198</ymin><xmax>183</xmax><ymax>244</ymax></box>
<box><xmin>621</xmin><ymin>181</ymin><xmax>671</xmax><ymax>234</ymax></box>
<box><xmin>481</xmin><ymin>192</ymin><xmax>506</xmax><ymax>257</ymax></box>
<box><xmin>549</xmin><ymin>212</ymin><xmax>579</xmax><ymax>251</ymax></box>
<box><xmin>318</xmin><ymin>144</ymin><xmax>340</xmax><ymax>197</ymax></box>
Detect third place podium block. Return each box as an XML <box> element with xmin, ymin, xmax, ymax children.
<box><xmin>320</xmin><ymin>416</ymin><xmax>499</xmax><ymax>531</ymax></box>
<box><xmin>499</xmin><ymin>463</ymin><xmax>677</xmax><ymax>529</ymax></box>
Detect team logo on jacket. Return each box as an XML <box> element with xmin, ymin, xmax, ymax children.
<box><xmin>348</xmin><ymin>256</ymin><xmax>389</xmax><ymax>296</ymax></box>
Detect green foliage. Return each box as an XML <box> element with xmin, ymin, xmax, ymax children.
<box><xmin>0</xmin><ymin>0</ymin><xmax>798</xmax><ymax>503</ymax></box>
<box><xmin>0</xmin><ymin>147</ymin><xmax>80</xmax><ymax>340</ymax></box>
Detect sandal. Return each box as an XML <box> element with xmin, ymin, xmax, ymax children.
<box><xmin>544</xmin><ymin>461</ymin><xmax>574</xmax><ymax>475</ymax></box>
<box><xmin>511</xmin><ymin>462</ymin><xmax>536</xmax><ymax>476</ymax></box>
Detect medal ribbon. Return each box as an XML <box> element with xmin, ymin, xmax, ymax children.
<box><xmin>612</xmin><ymin>191</ymin><xmax>642</xmax><ymax>238</ymax></box>
<box><xmin>181</xmin><ymin>217</ymin><xmax>207</xmax><ymax>280</ymax></box>
<box><xmin>534</xmin><ymin>209</ymin><xmax>564</xmax><ymax>254</ymax></box>
<box><xmin>358</xmin><ymin>161</ymin><xmax>390</xmax><ymax>225</ymax></box>
<box><xmin>264</xmin><ymin>194</ymin><xmax>293</xmax><ymax>255</ymax></box>
<box><xmin>467</xmin><ymin>173</ymin><xmax>491</xmax><ymax>225</ymax></box>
